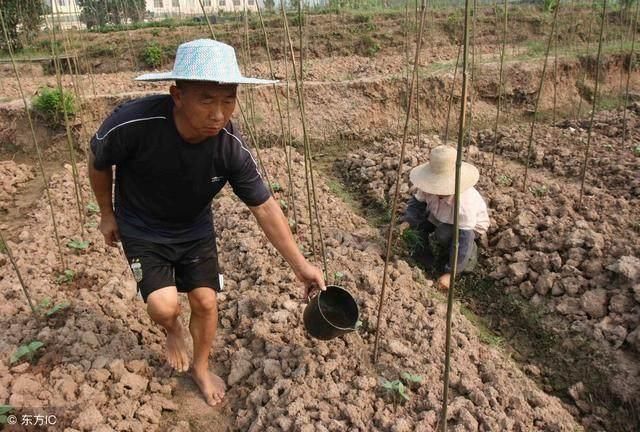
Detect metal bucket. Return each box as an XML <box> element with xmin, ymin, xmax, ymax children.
<box><xmin>303</xmin><ymin>285</ymin><xmax>359</xmax><ymax>340</ymax></box>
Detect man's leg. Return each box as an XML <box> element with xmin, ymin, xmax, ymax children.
<box><xmin>435</xmin><ymin>224</ymin><xmax>476</xmax><ymax>273</ymax></box>
<box><xmin>187</xmin><ymin>288</ymin><xmax>225</xmax><ymax>406</ymax></box>
<box><xmin>146</xmin><ymin>286</ymin><xmax>190</xmax><ymax>372</ymax></box>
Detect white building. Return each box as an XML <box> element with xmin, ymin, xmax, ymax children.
<box><xmin>43</xmin><ymin>0</ymin><xmax>85</xmax><ymax>30</ymax></box>
<box><xmin>145</xmin><ymin>0</ymin><xmax>258</xmax><ymax>17</ymax></box>
<box><xmin>40</xmin><ymin>0</ymin><xmax>258</xmax><ymax>30</ymax></box>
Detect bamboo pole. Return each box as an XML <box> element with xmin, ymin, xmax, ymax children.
<box><xmin>295</xmin><ymin>0</ymin><xmax>328</xmax><ymax>278</ymax></box>
<box><xmin>372</xmin><ymin>0</ymin><xmax>429</xmax><ymax>364</ymax></box>
<box><xmin>0</xmin><ymin>231</ymin><xmax>37</xmax><ymax>317</ymax></box>
<box><xmin>443</xmin><ymin>43</ymin><xmax>462</xmax><ymax>143</ymax></box>
<box><xmin>197</xmin><ymin>0</ymin><xmax>217</xmax><ymax>40</ymax></box>
<box><xmin>47</xmin><ymin>6</ymin><xmax>86</xmax><ymax>234</ymax></box>
<box><xmin>489</xmin><ymin>0</ymin><xmax>508</xmax><ymax>177</ymax></box>
<box><xmin>0</xmin><ymin>9</ymin><xmax>66</xmax><ymax>271</ymax></box>
<box><xmin>621</xmin><ymin>0</ymin><xmax>639</xmax><ymax>144</ymax></box>
<box><xmin>281</xmin><ymin>0</ymin><xmax>318</xmax><ymax>259</ymax></box>
<box><xmin>578</xmin><ymin>0</ymin><xmax>607</xmax><ymax>205</ymax></box>
<box><xmin>522</xmin><ymin>1</ymin><xmax>561</xmax><ymax>192</ymax></box>
<box><xmin>463</xmin><ymin>0</ymin><xmax>478</xmax><ymax>158</ymax></box>
<box><xmin>440</xmin><ymin>0</ymin><xmax>472</xmax><ymax>427</ymax></box>
<box><xmin>256</xmin><ymin>1</ymin><xmax>299</xmax><ymax>231</ymax></box>
<box><xmin>575</xmin><ymin>0</ymin><xmax>597</xmax><ymax>120</ymax></box>
<box><xmin>237</xmin><ymin>100</ymin><xmax>275</xmax><ymax>196</ymax></box>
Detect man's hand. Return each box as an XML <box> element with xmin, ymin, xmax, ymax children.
<box><xmin>294</xmin><ymin>261</ymin><xmax>326</xmax><ymax>299</ymax></box>
<box><xmin>99</xmin><ymin>212</ymin><xmax>120</xmax><ymax>247</ymax></box>
<box><xmin>437</xmin><ymin>273</ymin><xmax>451</xmax><ymax>291</ymax></box>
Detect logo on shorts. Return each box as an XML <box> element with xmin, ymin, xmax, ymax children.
<box><xmin>130</xmin><ymin>258</ymin><xmax>143</xmax><ymax>282</ymax></box>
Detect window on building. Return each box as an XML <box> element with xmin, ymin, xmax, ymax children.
<box><xmin>203</xmin><ymin>0</ymin><xmax>212</xmax><ymax>5</ymax></box>
<box><xmin>172</xmin><ymin>0</ymin><xmax>179</xmax><ymax>6</ymax></box>
<box><xmin>154</xmin><ymin>0</ymin><xmax>163</xmax><ymax>7</ymax></box>
<box><xmin>58</xmin><ymin>0</ymin><xmax>66</xmax><ymax>6</ymax></box>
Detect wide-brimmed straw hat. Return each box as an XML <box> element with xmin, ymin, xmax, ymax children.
<box><xmin>409</xmin><ymin>145</ymin><xmax>479</xmax><ymax>196</ymax></box>
<box><xmin>135</xmin><ymin>39</ymin><xmax>276</xmax><ymax>85</ymax></box>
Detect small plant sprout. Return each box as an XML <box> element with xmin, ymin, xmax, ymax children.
<box><xmin>86</xmin><ymin>202</ymin><xmax>100</xmax><ymax>215</ymax></box>
<box><xmin>270</xmin><ymin>181</ymin><xmax>283</xmax><ymax>192</ymax></box>
<box><xmin>0</xmin><ymin>405</ymin><xmax>14</xmax><ymax>425</ymax></box>
<box><xmin>279</xmin><ymin>199</ymin><xmax>288</xmax><ymax>212</ymax></box>
<box><xmin>10</xmin><ymin>340</ymin><xmax>44</xmax><ymax>365</ymax></box>
<box><xmin>496</xmin><ymin>174</ymin><xmax>513</xmax><ymax>187</ymax></box>
<box><xmin>85</xmin><ymin>220</ymin><xmax>99</xmax><ymax>229</ymax></box>
<box><xmin>288</xmin><ymin>218</ymin><xmax>297</xmax><ymax>232</ymax></box>
<box><xmin>66</xmin><ymin>239</ymin><xmax>89</xmax><ymax>251</ymax></box>
<box><xmin>46</xmin><ymin>301</ymin><xmax>70</xmax><ymax>317</ymax></box>
<box><xmin>56</xmin><ymin>269</ymin><xmax>75</xmax><ymax>285</ymax></box>
<box><xmin>36</xmin><ymin>296</ymin><xmax>70</xmax><ymax>316</ymax></box>
<box><xmin>334</xmin><ymin>271</ymin><xmax>345</xmax><ymax>283</ymax></box>
<box><xmin>633</xmin><ymin>145</ymin><xmax>640</xmax><ymax>157</ymax></box>
<box><xmin>400</xmin><ymin>372</ymin><xmax>424</xmax><ymax>385</ymax></box>
<box><xmin>381</xmin><ymin>379</ymin><xmax>410</xmax><ymax>404</ymax></box>
<box><xmin>529</xmin><ymin>184</ymin><xmax>548</xmax><ymax>197</ymax></box>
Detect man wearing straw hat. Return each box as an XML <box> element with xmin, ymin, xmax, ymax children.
<box><xmin>88</xmin><ymin>39</ymin><xmax>325</xmax><ymax>407</ymax></box>
<box><xmin>402</xmin><ymin>145</ymin><xmax>490</xmax><ymax>290</ymax></box>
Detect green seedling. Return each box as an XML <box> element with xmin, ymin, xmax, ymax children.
<box><xmin>0</xmin><ymin>405</ymin><xmax>14</xmax><ymax>425</ymax></box>
<box><xmin>633</xmin><ymin>145</ymin><xmax>640</xmax><ymax>157</ymax></box>
<box><xmin>496</xmin><ymin>174</ymin><xmax>513</xmax><ymax>187</ymax></box>
<box><xmin>36</xmin><ymin>297</ymin><xmax>70</xmax><ymax>316</ymax></box>
<box><xmin>381</xmin><ymin>379</ymin><xmax>410</xmax><ymax>404</ymax></box>
<box><xmin>334</xmin><ymin>271</ymin><xmax>345</xmax><ymax>283</ymax></box>
<box><xmin>46</xmin><ymin>301</ymin><xmax>70</xmax><ymax>317</ymax></box>
<box><xmin>86</xmin><ymin>202</ymin><xmax>100</xmax><ymax>215</ymax></box>
<box><xmin>529</xmin><ymin>185</ymin><xmax>548</xmax><ymax>197</ymax></box>
<box><xmin>400</xmin><ymin>372</ymin><xmax>423</xmax><ymax>384</ymax></box>
<box><xmin>85</xmin><ymin>220</ymin><xmax>98</xmax><ymax>229</ymax></box>
<box><xmin>56</xmin><ymin>269</ymin><xmax>75</xmax><ymax>285</ymax></box>
<box><xmin>66</xmin><ymin>239</ymin><xmax>89</xmax><ymax>251</ymax></box>
<box><xmin>288</xmin><ymin>218</ymin><xmax>297</xmax><ymax>232</ymax></box>
<box><xmin>279</xmin><ymin>199</ymin><xmax>288</xmax><ymax>212</ymax></box>
<box><xmin>10</xmin><ymin>341</ymin><xmax>44</xmax><ymax>365</ymax></box>
<box><xmin>270</xmin><ymin>181</ymin><xmax>283</xmax><ymax>192</ymax></box>
<box><xmin>37</xmin><ymin>297</ymin><xmax>52</xmax><ymax>311</ymax></box>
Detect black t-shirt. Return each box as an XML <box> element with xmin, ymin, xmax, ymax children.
<box><xmin>90</xmin><ymin>94</ymin><xmax>270</xmax><ymax>243</ymax></box>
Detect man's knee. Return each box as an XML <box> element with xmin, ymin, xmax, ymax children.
<box><xmin>188</xmin><ymin>288</ymin><xmax>217</xmax><ymax>316</ymax></box>
<box><xmin>147</xmin><ymin>287</ymin><xmax>180</xmax><ymax>322</ymax></box>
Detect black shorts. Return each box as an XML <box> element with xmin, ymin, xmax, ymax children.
<box><xmin>121</xmin><ymin>235</ymin><xmax>221</xmax><ymax>303</ymax></box>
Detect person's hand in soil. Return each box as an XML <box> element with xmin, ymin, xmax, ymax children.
<box><xmin>99</xmin><ymin>211</ymin><xmax>120</xmax><ymax>247</ymax></box>
<box><xmin>437</xmin><ymin>273</ymin><xmax>451</xmax><ymax>291</ymax></box>
<box><xmin>295</xmin><ymin>261</ymin><xmax>326</xmax><ymax>299</ymax></box>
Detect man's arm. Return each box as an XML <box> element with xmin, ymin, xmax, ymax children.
<box><xmin>88</xmin><ymin>152</ymin><xmax>120</xmax><ymax>246</ymax></box>
<box><xmin>249</xmin><ymin>197</ymin><xmax>325</xmax><ymax>298</ymax></box>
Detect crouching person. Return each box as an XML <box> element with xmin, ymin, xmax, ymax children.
<box><xmin>402</xmin><ymin>145</ymin><xmax>490</xmax><ymax>290</ymax></box>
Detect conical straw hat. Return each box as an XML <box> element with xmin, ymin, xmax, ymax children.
<box><xmin>409</xmin><ymin>145</ymin><xmax>479</xmax><ymax>196</ymax></box>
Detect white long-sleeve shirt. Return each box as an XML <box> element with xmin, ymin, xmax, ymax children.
<box><xmin>414</xmin><ymin>187</ymin><xmax>490</xmax><ymax>234</ymax></box>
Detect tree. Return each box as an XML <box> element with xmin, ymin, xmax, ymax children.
<box><xmin>77</xmin><ymin>0</ymin><xmax>146</xmax><ymax>29</ymax></box>
<box><xmin>0</xmin><ymin>0</ymin><xmax>44</xmax><ymax>52</ymax></box>
<box><xmin>264</xmin><ymin>0</ymin><xmax>275</xmax><ymax>12</ymax></box>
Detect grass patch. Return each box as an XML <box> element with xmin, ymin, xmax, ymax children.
<box><xmin>32</xmin><ymin>87</ymin><xmax>76</xmax><ymax>128</ymax></box>
<box><xmin>459</xmin><ymin>303</ymin><xmax>505</xmax><ymax>349</ymax></box>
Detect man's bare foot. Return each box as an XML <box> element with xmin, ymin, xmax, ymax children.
<box><xmin>191</xmin><ymin>367</ymin><xmax>226</xmax><ymax>407</ymax></box>
<box><xmin>166</xmin><ymin>323</ymin><xmax>190</xmax><ymax>372</ymax></box>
